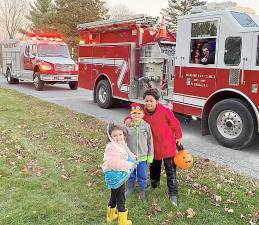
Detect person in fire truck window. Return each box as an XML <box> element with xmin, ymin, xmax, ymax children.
<box><xmin>124</xmin><ymin>88</ymin><xmax>183</xmax><ymax>206</ymax></box>
<box><xmin>102</xmin><ymin>123</ymin><xmax>136</xmax><ymax>224</ymax></box>
<box><xmin>191</xmin><ymin>42</ymin><xmax>202</xmax><ymax>64</ymax></box>
<box><xmin>200</xmin><ymin>43</ymin><xmax>215</xmax><ymax>65</ymax></box>
<box><xmin>124</xmin><ymin>103</ymin><xmax>154</xmax><ymax>203</ymax></box>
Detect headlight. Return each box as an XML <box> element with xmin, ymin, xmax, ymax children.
<box><xmin>41</xmin><ymin>64</ymin><xmax>52</xmax><ymax>71</ymax></box>
<box><xmin>74</xmin><ymin>64</ymin><xmax>79</xmax><ymax>71</ymax></box>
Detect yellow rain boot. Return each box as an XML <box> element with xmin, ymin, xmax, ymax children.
<box><xmin>118</xmin><ymin>210</ymin><xmax>132</xmax><ymax>225</ymax></box>
<box><xmin>107</xmin><ymin>207</ymin><xmax>118</xmax><ymax>223</ymax></box>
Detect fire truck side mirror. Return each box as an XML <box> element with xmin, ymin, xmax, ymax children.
<box><xmin>30</xmin><ymin>53</ymin><xmax>36</xmax><ymax>59</ymax></box>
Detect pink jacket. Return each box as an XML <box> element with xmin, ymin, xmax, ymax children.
<box><xmin>143</xmin><ymin>103</ymin><xmax>182</xmax><ymax>160</ymax></box>
<box><xmin>102</xmin><ymin>142</ymin><xmax>136</xmax><ymax>173</ymax></box>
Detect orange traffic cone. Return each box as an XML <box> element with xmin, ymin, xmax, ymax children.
<box><xmin>156</xmin><ymin>17</ymin><xmax>167</xmax><ymax>39</ymax></box>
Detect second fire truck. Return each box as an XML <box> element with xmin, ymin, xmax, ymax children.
<box><xmin>1</xmin><ymin>33</ymin><xmax>78</xmax><ymax>91</ymax></box>
<box><xmin>77</xmin><ymin>8</ymin><xmax>259</xmax><ymax>149</ymax></box>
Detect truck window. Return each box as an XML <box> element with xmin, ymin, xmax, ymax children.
<box><xmin>224</xmin><ymin>37</ymin><xmax>242</xmax><ymax>66</ymax></box>
<box><xmin>257</xmin><ymin>36</ymin><xmax>259</xmax><ymax>66</ymax></box>
<box><xmin>24</xmin><ymin>45</ymin><xmax>30</xmax><ymax>57</ymax></box>
<box><xmin>37</xmin><ymin>43</ymin><xmax>70</xmax><ymax>58</ymax></box>
<box><xmin>190</xmin><ymin>21</ymin><xmax>217</xmax><ymax>65</ymax></box>
<box><xmin>30</xmin><ymin>44</ymin><xmax>37</xmax><ymax>56</ymax></box>
<box><xmin>231</xmin><ymin>11</ymin><xmax>258</xmax><ymax>28</ymax></box>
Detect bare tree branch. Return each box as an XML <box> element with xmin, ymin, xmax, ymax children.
<box><xmin>0</xmin><ymin>0</ymin><xmax>30</xmax><ymax>39</ymax></box>
<box><xmin>109</xmin><ymin>4</ymin><xmax>135</xmax><ymax>19</ymax></box>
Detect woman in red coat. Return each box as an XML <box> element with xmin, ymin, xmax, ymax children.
<box><xmin>126</xmin><ymin>88</ymin><xmax>182</xmax><ymax>206</ymax></box>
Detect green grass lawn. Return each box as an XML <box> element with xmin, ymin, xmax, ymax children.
<box><xmin>0</xmin><ymin>88</ymin><xmax>258</xmax><ymax>225</ymax></box>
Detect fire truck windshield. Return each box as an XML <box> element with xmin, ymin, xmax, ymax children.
<box><xmin>37</xmin><ymin>43</ymin><xmax>70</xmax><ymax>58</ymax></box>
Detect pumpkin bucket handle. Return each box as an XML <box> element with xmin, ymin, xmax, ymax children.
<box><xmin>176</xmin><ymin>143</ymin><xmax>184</xmax><ymax>151</ymax></box>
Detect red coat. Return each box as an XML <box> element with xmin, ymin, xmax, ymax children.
<box><xmin>143</xmin><ymin>104</ymin><xmax>182</xmax><ymax>160</ymax></box>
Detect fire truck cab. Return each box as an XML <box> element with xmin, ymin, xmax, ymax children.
<box><xmin>0</xmin><ymin>34</ymin><xmax>78</xmax><ymax>91</ymax></box>
<box><xmin>78</xmin><ymin>10</ymin><xmax>259</xmax><ymax>149</ymax></box>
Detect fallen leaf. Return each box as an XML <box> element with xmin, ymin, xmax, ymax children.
<box><xmin>61</xmin><ymin>175</ymin><xmax>69</xmax><ymax>180</ymax></box>
<box><xmin>224</xmin><ymin>208</ymin><xmax>234</xmax><ymax>213</ymax></box>
<box><xmin>86</xmin><ymin>182</ymin><xmax>92</xmax><ymax>187</ymax></box>
<box><xmin>187</xmin><ymin>208</ymin><xmax>195</xmax><ymax>218</ymax></box>
<box><xmin>176</xmin><ymin>211</ymin><xmax>185</xmax><ymax>218</ymax></box>
<box><xmin>167</xmin><ymin>211</ymin><xmax>173</xmax><ymax>219</ymax></box>
<box><xmin>22</xmin><ymin>165</ymin><xmax>30</xmax><ymax>175</ymax></box>
<box><xmin>214</xmin><ymin>195</ymin><xmax>222</xmax><ymax>202</ymax></box>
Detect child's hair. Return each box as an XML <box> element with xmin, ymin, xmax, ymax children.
<box><xmin>107</xmin><ymin>123</ymin><xmax>128</xmax><ymax>138</ymax></box>
<box><xmin>143</xmin><ymin>88</ymin><xmax>160</xmax><ymax>100</ymax></box>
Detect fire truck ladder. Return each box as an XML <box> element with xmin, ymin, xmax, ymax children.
<box><xmin>77</xmin><ymin>14</ymin><xmax>159</xmax><ymax>30</ymax></box>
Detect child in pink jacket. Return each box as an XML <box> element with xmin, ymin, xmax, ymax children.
<box><xmin>102</xmin><ymin>123</ymin><xmax>136</xmax><ymax>225</ymax></box>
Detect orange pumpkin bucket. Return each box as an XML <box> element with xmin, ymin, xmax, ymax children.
<box><xmin>174</xmin><ymin>144</ymin><xmax>193</xmax><ymax>170</ymax></box>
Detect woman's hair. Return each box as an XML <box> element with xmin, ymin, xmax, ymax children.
<box><xmin>107</xmin><ymin>123</ymin><xmax>127</xmax><ymax>138</ymax></box>
<box><xmin>143</xmin><ymin>88</ymin><xmax>160</xmax><ymax>100</ymax></box>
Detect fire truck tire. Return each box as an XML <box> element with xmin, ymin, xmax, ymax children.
<box><xmin>96</xmin><ymin>80</ymin><xmax>114</xmax><ymax>108</ymax></box>
<box><xmin>33</xmin><ymin>73</ymin><xmax>44</xmax><ymax>91</ymax></box>
<box><xmin>208</xmin><ymin>98</ymin><xmax>256</xmax><ymax>149</ymax></box>
<box><xmin>6</xmin><ymin>70</ymin><xmax>19</xmax><ymax>84</ymax></box>
<box><xmin>69</xmin><ymin>81</ymin><xmax>78</xmax><ymax>90</ymax></box>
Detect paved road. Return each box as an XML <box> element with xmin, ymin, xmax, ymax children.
<box><xmin>0</xmin><ymin>76</ymin><xmax>259</xmax><ymax>180</ymax></box>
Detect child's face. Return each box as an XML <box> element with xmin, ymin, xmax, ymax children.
<box><xmin>111</xmin><ymin>129</ymin><xmax>125</xmax><ymax>144</ymax></box>
<box><xmin>144</xmin><ymin>95</ymin><xmax>158</xmax><ymax>112</ymax></box>
<box><xmin>131</xmin><ymin>111</ymin><xmax>144</xmax><ymax>123</ymax></box>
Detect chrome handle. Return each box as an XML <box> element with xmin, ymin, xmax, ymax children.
<box><xmin>241</xmin><ymin>57</ymin><xmax>247</xmax><ymax>85</ymax></box>
<box><xmin>179</xmin><ymin>56</ymin><xmax>184</xmax><ymax>78</ymax></box>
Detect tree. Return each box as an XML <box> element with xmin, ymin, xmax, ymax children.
<box><xmin>0</xmin><ymin>0</ymin><xmax>30</xmax><ymax>38</ymax></box>
<box><xmin>27</xmin><ymin>0</ymin><xmax>55</xmax><ymax>33</ymax></box>
<box><xmin>109</xmin><ymin>4</ymin><xmax>135</xmax><ymax>19</ymax></box>
<box><xmin>53</xmin><ymin>0</ymin><xmax>109</xmax><ymax>58</ymax></box>
<box><xmin>161</xmin><ymin>0</ymin><xmax>206</xmax><ymax>30</ymax></box>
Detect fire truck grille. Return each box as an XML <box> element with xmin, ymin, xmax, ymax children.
<box><xmin>55</xmin><ymin>64</ymin><xmax>74</xmax><ymax>72</ymax></box>
<box><xmin>229</xmin><ymin>68</ymin><xmax>240</xmax><ymax>86</ymax></box>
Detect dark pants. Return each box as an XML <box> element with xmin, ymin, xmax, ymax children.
<box><xmin>108</xmin><ymin>183</ymin><xmax>126</xmax><ymax>212</ymax></box>
<box><xmin>150</xmin><ymin>157</ymin><xmax>178</xmax><ymax>196</ymax></box>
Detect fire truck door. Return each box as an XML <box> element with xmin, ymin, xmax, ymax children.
<box><xmin>23</xmin><ymin>44</ymin><xmax>34</xmax><ymax>71</ymax></box>
<box><xmin>92</xmin><ymin>45</ymin><xmax>116</xmax><ymax>88</ymax></box>
<box><xmin>173</xmin><ymin>19</ymin><xmax>219</xmax><ymax>116</ymax></box>
<box><xmin>173</xmin><ymin>47</ymin><xmax>217</xmax><ymax>117</ymax></box>
<box><xmin>78</xmin><ymin>45</ymin><xmax>94</xmax><ymax>90</ymax></box>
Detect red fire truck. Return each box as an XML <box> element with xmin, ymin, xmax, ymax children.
<box><xmin>0</xmin><ymin>33</ymin><xmax>78</xmax><ymax>91</ymax></box>
<box><xmin>77</xmin><ymin>10</ymin><xmax>259</xmax><ymax>149</ymax></box>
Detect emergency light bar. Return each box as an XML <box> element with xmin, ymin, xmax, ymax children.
<box><xmin>28</xmin><ymin>33</ymin><xmax>64</xmax><ymax>42</ymax></box>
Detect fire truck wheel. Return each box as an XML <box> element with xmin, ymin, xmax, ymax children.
<box><xmin>208</xmin><ymin>98</ymin><xmax>256</xmax><ymax>149</ymax></box>
<box><xmin>33</xmin><ymin>73</ymin><xmax>44</xmax><ymax>91</ymax></box>
<box><xmin>6</xmin><ymin>70</ymin><xmax>19</xmax><ymax>84</ymax></box>
<box><xmin>96</xmin><ymin>79</ymin><xmax>114</xmax><ymax>108</ymax></box>
<box><xmin>69</xmin><ymin>81</ymin><xmax>78</xmax><ymax>90</ymax></box>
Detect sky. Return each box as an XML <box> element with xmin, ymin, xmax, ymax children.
<box><xmin>106</xmin><ymin>0</ymin><xmax>259</xmax><ymax>16</ymax></box>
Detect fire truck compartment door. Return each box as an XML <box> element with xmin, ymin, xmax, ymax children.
<box><xmin>23</xmin><ymin>44</ymin><xmax>34</xmax><ymax>72</ymax></box>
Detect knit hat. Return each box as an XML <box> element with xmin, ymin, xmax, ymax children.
<box><xmin>130</xmin><ymin>103</ymin><xmax>144</xmax><ymax>114</ymax></box>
